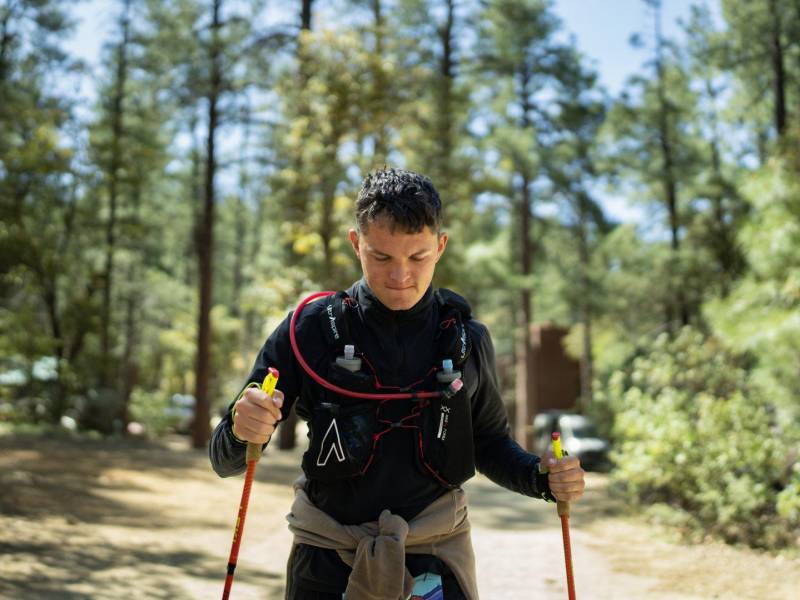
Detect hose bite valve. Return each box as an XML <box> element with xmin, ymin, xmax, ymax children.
<box><xmin>436</xmin><ymin>358</ymin><xmax>462</xmax><ymax>383</ymax></box>
<box><xmin>442</xmin><ymin>377</ymin><xmax>463</xmax><ymax>399</ymax></box>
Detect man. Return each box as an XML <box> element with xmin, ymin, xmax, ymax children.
<box><xmin>210</xmin><ymin>167</ymin><xmax>585</xmax><ymax>599</ymax></box>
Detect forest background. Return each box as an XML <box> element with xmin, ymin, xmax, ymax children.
<box><xmin>1</xmin><ymin>0</ymin><xmax>799</xmax><ymax>551</ymax></box>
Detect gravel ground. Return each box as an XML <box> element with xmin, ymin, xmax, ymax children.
<box><xmin>1</xmin><ymin>432</ymin><xmax>798</xmax><ymax>599</ymax></box>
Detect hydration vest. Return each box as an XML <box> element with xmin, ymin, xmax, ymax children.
<box><xmin>297</xmin><ymin>289</ymin><xmax>476</xmax><ymax>489</ymax></box>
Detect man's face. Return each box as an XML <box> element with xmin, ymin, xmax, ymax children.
<box><xmin>349</xmin><ymin>219</ymin><xmax>448</xmax><ymax>311</ymax></box>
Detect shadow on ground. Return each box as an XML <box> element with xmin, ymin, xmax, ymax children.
<box><xmin>1</xmin><ymin>435</ymin><xmax>208</xmax><ymax>526</ymax></box>
<box><xmin>464</xmin><ymin>472</ymin><xmax>623</xmax><ymax>531</ymax></box>
<box><xmin>0</xmin><ymin>535</ymin><xmax>284</xmax><ymax>599</ymax></box>
<box><xmin>0</xmin><ymin>432</ymin><xmax>292</xmax><ymax>599</ymax></box>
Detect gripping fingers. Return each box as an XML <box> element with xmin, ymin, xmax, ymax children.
<box><xmin>233</xmin><ymin>420</ymin><xmax>273</xmax><ymax>445</ymax></box>
<box><xmin>546</xmin><ymin>455</ymin><xmax>581</xmax><ymax>472</ymax></box>
<box><xmin>549</xmin><ymin>468</ymin><xmax>586</xmax><ymax>502</ymax></box>
<box><xmin>237</xmin><ymin>401</ymin><xmax>279</xmax><ymax>427</ymax></box>
<box><xmin>233</xmin><ymin>390</ymin><xmax>284</xmax><ymax>444</ymax></box>
<box><xmin>550</xmin><ymin>478</ymin><xmax>585</xmax><ymax>497</ymax></box>
<box><xmin>547</xmin><ymin>455</ymin><xmax>586</xmax><ymax>502</ymax></box>
<box><xmin>243</xmin><ymin>388</ymin><xmax>284</xmax><ymax>420</ymax></box>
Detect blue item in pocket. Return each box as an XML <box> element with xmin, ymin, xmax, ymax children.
<box><xmin>408</xmin><ymin>572</ymin><xmax>443</xmax><ymax>600</ymax></box>
<box><xmin>341</xmin><ymin>572</ymin><xmax>443</xmax><ymax>600</ymax></box>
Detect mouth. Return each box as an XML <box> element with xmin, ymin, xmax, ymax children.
<box><xmin>386</xmin><ymin>285</ymin><xmax>413</xmax><ymax>291</ymax></box>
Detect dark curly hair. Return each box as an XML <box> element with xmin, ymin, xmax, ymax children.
<box><xmin>355</xmin><ymin>167</ymin><xmax>443</xmax><ymax>234</ymax></box>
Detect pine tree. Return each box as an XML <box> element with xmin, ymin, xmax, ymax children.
<box><xmin>475</xmin><ymin>0</ymin><xmax>573</xmax><ymax>447</ymax></box>
<box><xmin>602</xmin><ymin>0</ymin><xmax>701</xmax><ymax>333</ymax></box>
<box><xmin>0</xmin><ymin>0</ymin><xmax>89</xmax><ymax>422</ymax></box>
<box><xmin>541</xmin><ymin>50</ymin><xmax>609</xmax><ymax>409</ymax></box>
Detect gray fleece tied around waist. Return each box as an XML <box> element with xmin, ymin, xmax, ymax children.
<box><xmin>286</xmin><ymin>476</ymin><xmax>479</xmax><ymax>600</ymax></box>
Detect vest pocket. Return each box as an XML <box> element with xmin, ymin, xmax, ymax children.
<box><xmin>417</xmin><ymin>384</ymin><xmax>475</xmax><ymax>487</ymax></box>
<box><xmin>301</xmin><ymin>363</ymin><xmax>378</xmax><ymax>482</ymax></box>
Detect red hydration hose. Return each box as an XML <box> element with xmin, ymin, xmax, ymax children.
<box><xmin>289</xmin><ymin>291</ymin><xmax>442</xmax><ymax>401</ymax></box>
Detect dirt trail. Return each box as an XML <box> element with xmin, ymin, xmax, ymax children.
<box><xmin>1</xmin><ymin>433</ymin><xmax>798</xmax><ymax>599</ymax></box>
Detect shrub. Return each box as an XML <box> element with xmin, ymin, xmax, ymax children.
<box><xmin>604</xmin><ymin>327</ymin><xmax>799</xmax><ymax>549</ymax></box>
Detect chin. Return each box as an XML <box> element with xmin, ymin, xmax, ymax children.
<box><xmin>380</xmin><ymin>288</ymin><xmax>419</xmax><ymax>310</ymax></box>
<box><xmin>388</xmin><ymin>300</ymin><xmax>415</xmax><ymax>310</ymax></box>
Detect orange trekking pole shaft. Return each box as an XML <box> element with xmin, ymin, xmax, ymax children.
<box><xmin>221</xmin><ymin>367</ymin><xmax>279</xmax><ymax>600</ymax></box>
<box><xmin>552</xmin><ymin>431</ymin><xmax>576</xmax><ymax>600</ymax></box>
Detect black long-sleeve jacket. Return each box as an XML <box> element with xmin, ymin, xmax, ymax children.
<box><xmin>210</xmin><ymin>279</ymin><xmax>551</xmax><ymax>501</ymax></box>
<box><xmin>209</xmin><ymin>279</ymin><xmax>552</xmax><ymax>592</ymax></box>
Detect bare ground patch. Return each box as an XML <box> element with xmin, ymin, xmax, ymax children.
<box><xmin>1</xmin><ymin>433</ymin><xmax>797</xmax><ymax>599</ymax></box>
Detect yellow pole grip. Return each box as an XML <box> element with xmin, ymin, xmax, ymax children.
<box><xmin>553</xmin><ymin>432</ymin><xmax>563</xmax><ymax>460</ymax></box>
<box><xmin>552</xmin><ymin>432</ymin><xmax>570</xmax><ymax>517</ymax></box>
<box><xmin>246</xmin><ymin>368</ymin><xmax>280</xmax><ymax>462</ymax></box>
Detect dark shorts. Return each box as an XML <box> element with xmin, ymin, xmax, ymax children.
<box><xmin>285</xmin><ymin>544</ymin><xmax>467</xmax><ymax>599</ymax></box>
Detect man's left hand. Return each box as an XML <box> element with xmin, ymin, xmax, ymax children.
<box><xmin>543</xmin><ymin>452</ymin><xmax>585</xmax><ymax>502</ymax></box>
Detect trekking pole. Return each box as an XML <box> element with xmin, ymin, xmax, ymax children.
<box><xmin>553</xmin><ymin>431</ymin><xmax>576</xmax><ymax>600</ymax></box>
<box><xmin>221</xmin><ymin>367</ymin><xmax>280</xmax><ymax>600</ymax></box>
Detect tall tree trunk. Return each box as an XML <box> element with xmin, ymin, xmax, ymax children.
<box><xmin>710</xmin><ymin>140</ymin><xmax>730</xmax><ymax>297</ymax></box>
<box><xmin>231</xmin><ymin>106</ymin><xmax>251</xmax><ymax>318</ymax></box>
<box><xmin>231</xmin><ymin>200</ymin><xmax>246</xmax><ymax>317</ymax></box>
<box><xmin>187</xmin><ymin>113</ymin><xmax>202</xmax><ymax>287</ymax></box>
<box><xmin>318</xmin><ymin>119</ymin><xmax>345</xmax><ymax>287</ymax></box>
<box><xmin>193</xmin><ymin>0</ymin><xmax>222</xmax><ymax>449</ymax></box>
<box><xmin>320</xmin><ymin>178</ymin><xmax>336</xmax><ymax>286</ymax></box>
<box><xmin>0</xmin><ymin>8</ymin><xmax>13</xmax><ymax>81</ymax></box>
<box><xmin>370</xmin><ymin>0</ymin><xmax>389</xmax><ymax>161</ymax></box>
<box><xmin>702</xmin><ymin>78</ymin><xmax>735</xmax><ymax>297</ymax></box>
<box><xmin>514</xmin><ymin>172</ymin><xmax>534</xmax><ymax>450</ymax></box>
<box><xmin>42</xmin><ymin>278</ymin><xmax>66</xmax><ymax>421</ymax></box>
<box><xmin>283</xmin><ymin>0</ymin><xmax>314</xmax><ymax>251</ymax></box>
<box><xmin>101</xmin><ymin>0</ymin><xmax>132</xmax><ymax>388</ymax></box>
<box><xmin>577</xmin><ymin>216</ymin><xmax>594</xmax><ymax>410</ymax></box>
<box><xmin>514</xmin><ymin>74</ymin><xmax>535</xmax><ymax>450</ymax></box>
<box><xmin>118</xmin><ymin>164</ymin><xmax>146</xmax><ymax>432</ymax></box>
<box><xmin>119</xmin><ymin>266</ymin><xmax>138</xmax><ymax>429</ymax></box>
<box><xmin>279</xmin><ymin>0</ymin><xmax>317</xmax><ymax>451</ymax></box>
<box><xmin>435</xmin><ymin>0</ymin><xmax>456</xmax><ymax>186</ymax></box>
<box><xmin>301</xmin><ymin>0</ymin><xmax>314</xmax><ymax>31</ymax></box>
<box><xmin>653</xmin><ymin>2</ymin><xmax>689</xmax><ymax>329</ymax></box>
<box><xmin>768</xmin><ymin>0</ymin><xmax>787</xmax><ymax>136</ymax></box>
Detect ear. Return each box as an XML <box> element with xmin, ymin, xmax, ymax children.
<box><xmin>348</xmin><ymin>229</ymin><xmax>360</xmax><ymax>257</ymax></box>
<box><xmin>435</xmin><ymin>232</ymin><xmax>448</xmax><ymax>262</ymax></box>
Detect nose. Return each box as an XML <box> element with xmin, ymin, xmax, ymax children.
<box><xmin>389</xmin><ymin>263</ymin><xmax>410</xmax><ymax>284</ymax></box>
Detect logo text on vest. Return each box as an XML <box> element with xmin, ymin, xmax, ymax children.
<box><xmin>326</xmin><ymin>304</ymin><xmax>340</xmax><ymax>340</ymax></box>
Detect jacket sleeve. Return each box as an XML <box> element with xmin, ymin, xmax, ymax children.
<box><xmin>469</xmin><ymin>321</ymin><xmax>554</xmax><ymax>501</ymax></box>
<box><xmin>209</xmin><ymin>311</ymin><xmax>303</xmax><ymax>477</ymax></box>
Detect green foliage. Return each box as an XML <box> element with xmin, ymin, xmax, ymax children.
<box><xmin>701</xmin><ymin>148</ymin><xmax>800</xmax><ymax>550</ymax></box>
<box><xmin>128</xmin><ymin>389</ymin><xmax>177</xmax><ymax>437</ymax></box>
<box><xmin>705</xmin><ymin>146</ymin><xmax>800</xmax><ymax>412</ymax></box>
<box><xmin>601</xmin><ymin>327</ymin><xmax>798</xmax><ymax>548</ymax></box>
<box><xmin>718</xmin><ymin>0</ymin><xmax>800</xmax><ymax>140</ymax></box>
<box><xmin>269</xmin><ymin>28</ymin><xmax>373</xmax><ymax>287</ymax></box>
<box><xmin>3</xmin><ymin>0</ymin><xmax>800</xmax><ymax>551</ymax></box>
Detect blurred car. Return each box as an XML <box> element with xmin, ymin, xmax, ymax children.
<box><xmin>533</xmin><ymin>410</ymin><xmax>610</xmax><ymax>471</ymax></box>
<box><xmin>166</xmin><ymin>393</ymin><xmax>195</xmax><ymax>434</ymax></box>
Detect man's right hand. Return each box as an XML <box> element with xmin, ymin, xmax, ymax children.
<box><xmin>231</xmin><ymin>387</ymin><xmax>285</xmax><ymax>445</ymax></box>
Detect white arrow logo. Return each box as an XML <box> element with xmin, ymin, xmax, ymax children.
<box><xmin>316</xmin><ymin>418</ymin><xmax>346</xmax><ymax>467</ymax></box>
